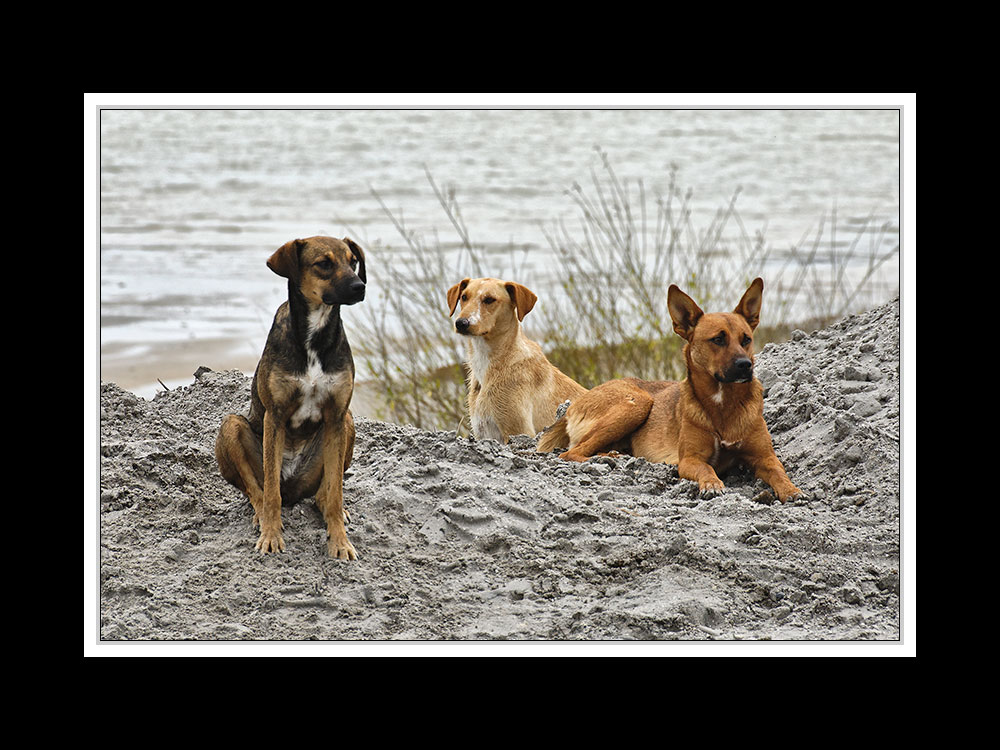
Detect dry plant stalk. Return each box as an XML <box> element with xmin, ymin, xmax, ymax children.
<box><xmin>353</xmin><ymin>150</ymin><xmax>899</xmax><ymax>433</ymax></box>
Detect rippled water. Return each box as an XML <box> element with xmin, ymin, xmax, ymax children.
<box><xmin>99</xmin><ymin>108</ymin><xmax>900</xmax><ymax>394</ymax></box>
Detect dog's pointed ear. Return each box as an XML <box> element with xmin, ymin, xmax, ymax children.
<box><xmin>733</xmin><ymin>277</ymin><xmax>763</xmax><ymax>330</ymax></box>
<box><xmin>505</xmin><ymin>282</ymin><xmax>537</xmax><ymax>322</ymax></box>
<box><xmin>667</xmin><ymin>284</ymin><xmax>704</xmax><ymax>340</ymax></box>
<box><xmin>447</xmin><ymin>278</ymin><xmax>470</xmax><ymax>316</ymax></box>
<box><xmin>267</xmin><ymin>239</ymin><xmax>303</xmax><ymax>279</ymax></box>
<box><xmin>343</xmin><ymin>237</ymin><xmax>366</xmax><ymax>283</ymax></box>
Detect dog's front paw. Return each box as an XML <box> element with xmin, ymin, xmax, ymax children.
<box><xmin>777</xmin><ymin>485</ymin><xmax>805</xmax><ymax>504</ymax></box>
<box><xmin>256</xmin><ymin>526</ymin><xmax>285</xmax><ymax>554</ymax></box>
<box><xmin>328</xmin><ymin>533</ymin><xmax>358</xmax><ymax>561</ymax></box>
<box><xmin>698</xmin><ymin>477</ymin><xmax>726</xmax><ymax>497</ymax></box>
<box><xmin>767</xmin><ymin>477</ymin><xmax>805</xmax><ymax>503</ymax></box>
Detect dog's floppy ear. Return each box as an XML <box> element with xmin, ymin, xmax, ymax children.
<box><xmin>342</xmin><ymin>237</ymin><xmax>367</xmax><ymax>283</ymax></box>
<box><xmin>447</xmin><ymin>278</ymin><xmax>471</xmax><ymax>316</ymax></box>
<box><xmin>667</xmin><ymin>284</ymin><xmax>704</xmax><ymax>340</ymax></box>
<box><xmin>505</xmin><ymin>282</ymin><xmax>537</xmax><ymax>322</ymax></box>
<box><xmin>733</xmin><ymin>277</ymin><xmax>763</xmax><ymax>330</ymax></box>
<box><xmin>267</xmin><ymin>239</ymin><xmax>303</xmax><ymax>279</ymax></box>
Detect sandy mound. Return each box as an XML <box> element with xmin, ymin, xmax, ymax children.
<box><xmin>98</xmin><ymin>298</ymin><xmax>901</xmax><ymax>642</ymax></box>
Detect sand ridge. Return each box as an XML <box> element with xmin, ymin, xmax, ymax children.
<box><xmin>97</xmin><ymin>298</ymin><xmax>901</xmax><ymax>641</ymax></box>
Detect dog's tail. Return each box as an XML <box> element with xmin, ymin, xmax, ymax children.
<box><xmin>536</xmin><ymin>400</ymin><xmax>572</xmax><ymax>453</ymax></box>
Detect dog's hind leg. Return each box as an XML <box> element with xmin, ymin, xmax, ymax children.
<box><xmin>341</xmin><ymin>411</ymin><xmax>355</xmax><ymax>524</ymax></box>
<box><xmin>560</xmin><ymin>382</ymin><xmax>653</xmax><ymax>462</ymax></box>
<box><xmin>215</xmin><ymin>414</ymin><xmax>266</xmax><ymax>525</ymax></box>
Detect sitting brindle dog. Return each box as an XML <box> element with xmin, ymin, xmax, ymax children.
<box><xmin>216</xmin><ymin>236</ymin><xmax>366</xmax><ymax>559</ymax></box>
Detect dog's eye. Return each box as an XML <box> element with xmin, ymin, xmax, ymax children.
<box><xmin>316</xmin><ymin>259</ymin><xmax>333</xmax><ymax>271</ymax></box>
<box><xmin>711</xmin><ymin>333</ymin><xmax>726</xmax><ymax>345</ymax></box>
<box><xmin>741</xmin><ymin>335</ymin><xmax>752</xmax><ymax>347</ymax></box>
<box><xmin>482</xmin><ymin>297</ymin><xmax>496</xmax><ymax>305</ymax></box>
<box><xmin>461</xmin><ymin>294</ymin><xmax>468</xmax><ymax>302</ymax></box>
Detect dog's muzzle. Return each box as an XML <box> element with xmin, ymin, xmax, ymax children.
<box><xmin>325</xmin><ymin>280</ymin><xmax>366</xmax><ymax>306</ymax></box>
<box><xmin>718</xmin><ymin>357</ymin><xmax>753</xmax><ymax>383</ymax></box>
<box><xmin>455</xmin><ymin>318</ymin><xmax>471</xmax><ymax>334</ymax></box>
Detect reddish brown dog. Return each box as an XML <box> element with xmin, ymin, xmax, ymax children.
<box><xmin>215</xmin><ymin>236</ymin><xmax>366</xmax><ymax>558</ymax></box>
<box><xmin>537</xmin><ymin>278</ymin><xmax>802</xmax><ymax>502</ymax></box>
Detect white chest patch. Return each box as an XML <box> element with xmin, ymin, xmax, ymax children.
<box><xmin>288</xmin><ymin>308</ymin><xmax>348</xmax><ymax>430</ymax></box>
<box><xmin>467</xmin><ymin>336</ymin><xmax>492</xmax><ymax>384</ymax></box>
<box><xmin>289</xmin><ymin>360</ymin><xmax>347</xmax><ymax>429</ymax></box>
<box><xmin>307</xmin><ymin>306</ymin><xmax>333</xmax><ymax>338</ymax></box>
<box><xmin>711</xmin><ymin>383</ymin><xmax>724</xmax><ymax>404</ymax></box>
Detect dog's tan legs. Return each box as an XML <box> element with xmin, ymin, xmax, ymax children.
<box><xmin>677</xmin><ymin>422</ymin><xmax>726</xmax><ymax>494</ymax></box>
<box><xmin>257</xmin><ymin>411</ymin><xmax>286</xmax><ymax>553</ymax></box>
<box><xmin>739</xmin><ymin>425</ymin><xmax>802</xmax><ymax>502</ymax></box>
<box><xmin>317</xmin><ymin>408</ymin><xmax>357</xmax><ymax>560</ymax></box>
<box><xmin>560</xmin><ymin>387</ymin><xmax>653</xmax><ymax>462</ymax></box>
<box><xmin>678</xmin><ymin>453</ymin><xmax>726</xmax><ymax>495</ymax></box>
<box><xmin>753</xmin><ymin>457</ymin><xmax>802</xmax><ymax>502</ymax></box>
<box><xmin>341</xmin><ymin>413</ymin><xmax>355</xmax><ymax>525</ymax></box>
<box><xmin>216</xmin><ymin>414</ymin><xmax>267</xmax><ymax>526</ymax></box>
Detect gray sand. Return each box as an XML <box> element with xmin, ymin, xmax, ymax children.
<box><xmin>97</xmin><ymin>298</ymin><xmax>901</xmax><ymax>642</ymax></box>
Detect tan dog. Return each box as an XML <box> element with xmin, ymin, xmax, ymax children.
<box><xmin>537</xmin><ymin>278</ymin><xmax>802</xmax><ymax>502</ymax></box>
<box><xmin>216</xmin><ymin>236</ymin><xmax>366</xmax><ymax>558</ymax></box>
<box><xmin>446</xmin><ymin>277</ymin><xmax>587</xmax><ymax>443</ymax></box>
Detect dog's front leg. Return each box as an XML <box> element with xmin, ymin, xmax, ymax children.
<box><xmin>742</xmin><ymin>426</ymin><xmax>802</xmax><ymax>503</ymax></box>
<box><xmin>678</xmin><ymin>456</ymin><xmax>726</xmax><ymax>495</ymax></box>
<box><xmin>678</xmin><ymin>429</ymin><xmax>726</xmax><ymax>496</ymax></box>
<box><xmin>754</xmin><ymin>456</ymin><xmax>802</xmax><ymax>503</ymax></box>
<box><xmin>258</xmin><ymin>410</ymin><xmax>287</xmax><ymax>553</ymax></box>
<box><xmin>318</xmin><ymin>406</ymin><xmax>357</xmax><ymax>561</ymax></box>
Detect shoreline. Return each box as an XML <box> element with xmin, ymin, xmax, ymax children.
<box><xmin>101</xmin><ymin>336</ymin><xmax>259</xmax><ymax>398</ymax></box>
<box><xmin>100</xmin><ymin>337</ymin><xmax>383</xmax><ymax>417</ymax></box>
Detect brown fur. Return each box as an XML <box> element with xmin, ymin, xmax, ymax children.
<box><xmin>215</xmin><ymin>236</ymin><xmax>367</xmax><ymax>558</ymax></box>
<box><xmin>446</xmin><ymin>277</ymin><xmax>587</xmax><ymax>443</ymax></box>
<box><xmin>539</xmin><ymin>278</ymin><xmax>802</xmax><ymax>502</ymax></box>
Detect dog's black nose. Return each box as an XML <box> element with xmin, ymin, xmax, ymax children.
<box><xmin>455</xmin><ymin>318</ymin><xmax>470</xmax><ymax>333</ymax></box>
<box><xmin>735</xmin><ymin>358</ymin><xmax>753</xmax><ymax>375</ymax></box>
<box><xmin>327</xmin><ymin>280</ymin><xmax>365</xmax><ymax>306</ymax></box>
